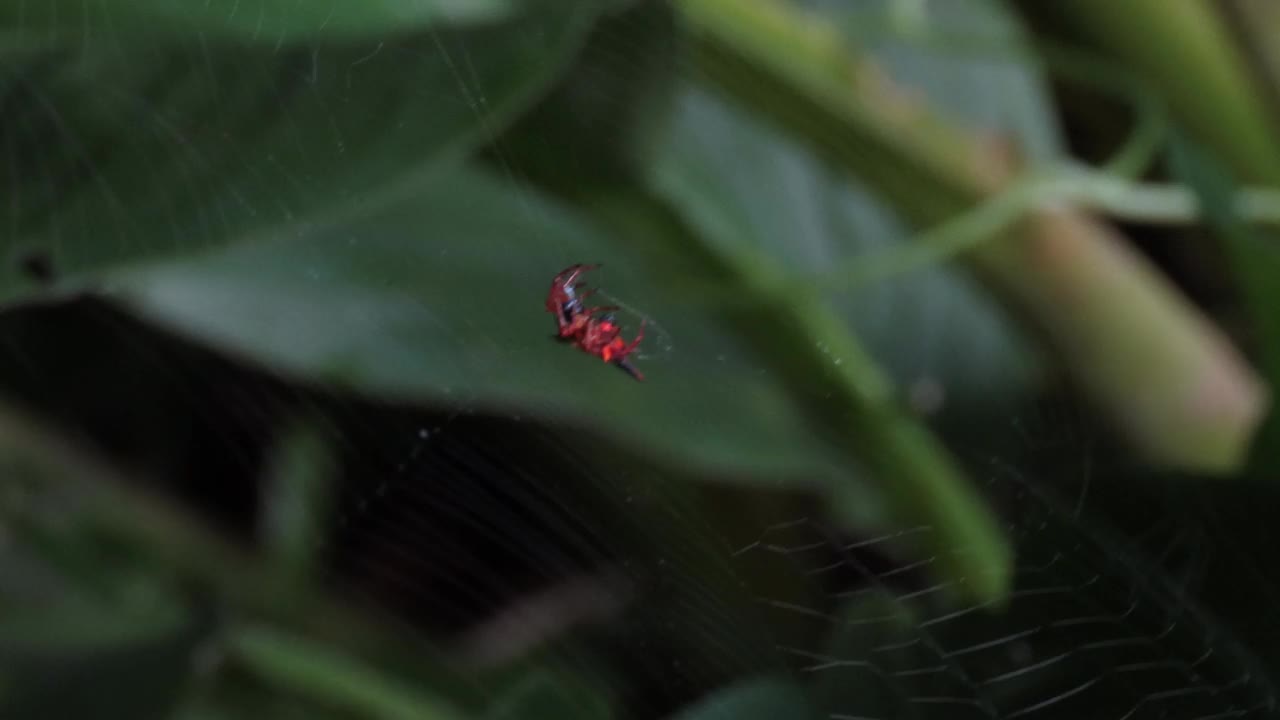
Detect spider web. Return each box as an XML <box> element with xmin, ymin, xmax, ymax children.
<box><xmin>306</xmin><ymin>384</ymin><xmax>1279</xmax><ymax>719</ymax></box>
<box><xmin>3</xmin><ymin>1</ymin><xmax>1280</xmax><ymax>720</ymax></box>
<box><xmin>750</xmin><ymin>467</ymin><xmax>1276</xmax><ymax>719</ymax></box>
<box><xmin>309</xmin><ymin>2</ymin><xmax>1280</xmax><ymax>718</ymax></box>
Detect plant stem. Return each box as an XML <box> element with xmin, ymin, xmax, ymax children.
<box><xmin>674</xmin><ymin>0</ymin><xmax>1270</xmax><ymax>472</ymax></box>
<box><xmin>774</xmin><ymin>285</ymin><xmax>1013</xmax><ymax>603</ymax></box>
<box><xmin>1018</xmin><ymin>0</ymin><xmax>1280</xmax><ymax>185</ymax></box>
<box><xmin>232</xmin><ymin>625</ymin><xmax>467</xmax><ymax>720</ymax></box>
<box><xmin>613</xmin><ymin>179</ymin><xmax>1014</xmax><ymax>604</ymax></box>
<box><xmin>815</xmin><ymin>168</ymin><xmax>1280</xmax><ymax>293</ymax></box>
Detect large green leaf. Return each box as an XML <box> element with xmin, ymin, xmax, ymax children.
<box><xmin>687</xmin><ymin>0</ymin><xmax>1063</xmax><ymax>409</ymax></box>
<box><xmin>818</xmin><ymin>0</ymin><xmax>1065</xmax><ymax>164</ymax></box>
<box><xmin>104</xmin><ymin>165</ymin><xmax>846</xmax><ymax>484</ymax></box>
<box><xmin>0</xmin><ymin>0</ymin><xmax>512</xmax><ymax>46</ymax></box>
<box><xmin>491</xmin><ymin>0</ymin><xmax>682</xmax><ymax>188</ymax></box>
<box><xmin>650</xmin><ymin>84</ymin><xmax>1037</xmax><ymax>411</ymax></box>
<box><xmin>667</xmin><ymin>0</ymin><xmax>1063</xmax><ymax>411</ymax></box>
<box><xmin>645</xmin><ymin>82</ymin><xmax>1018</xmax><ymax>600</ymax></box>
<box><xmin>0</xmin><ymin>2</ymin><xmax>602</xmax><ymax>299</ymax></box>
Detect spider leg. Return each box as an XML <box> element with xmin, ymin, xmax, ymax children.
<box><xmin>552</xmin><ymin>264</ymin><xmax>583</xmax><ymax>285</ymax></box>
<box><xmin>615</xmin><ymin>357</ymin><xmax>645</xmax><ymax>381</ymax></box>
<box><xmin>619</xmin><ymin>319</ymin><xmax>646</xmax><ymax>354</ymax></box>
<box><xmin>552</xmin><ymin>263</ymin><xmax>601</xmax><ymax>288</ymax></box>
<box><xmin>560</xmin><ymin>311</ymin><xmax>593</xmax><ymax>339</ymax></box>
<box><xmin>603</xmin><ymin>321</ymin><xmax>645</xmax><ymax>380</ymax></box>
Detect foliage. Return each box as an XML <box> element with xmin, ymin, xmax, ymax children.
<box><xmin>4</xmin><ymin>0</ymin><xmax>1280</xmax><ymax>717</ymax></box>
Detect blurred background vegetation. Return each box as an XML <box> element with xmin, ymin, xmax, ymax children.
<box><xmin>4</xmin><ymin>0</ymin><xmax>1280</xmax><ymax>717</ymax></box>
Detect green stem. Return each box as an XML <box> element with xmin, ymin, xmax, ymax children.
<box><xmin>813</xmin><ymin>167</ymin><xmax>1280</xmax><ymax>293</ymax></box>
<box><xmin>676</xmin><ymin>0</ymin><xmax>984</xmax><ymax>222</ymax></box>
<box><xmin>231</xmin><ymin>625</ymin><xmax>467</xmax><ymax>720</ymax></box>
<box><xmin>746</xmin><ymin>272</ymin><xmax>1013</xmax><ymax>604</ymax></box>
<box><xmin>1018</xmin><ymin>0</ymin><xmax>1280</xmax><ymax>185</ymax></box>
<box><xmin>674</xmin><ymin>0</ymin><xmax>1269</xmax><ymax>473</ymax></box>
<box><xmin>614</xmin><ymin>174</ymin><xmax>1014</xmax><ymax>603</ymax></box>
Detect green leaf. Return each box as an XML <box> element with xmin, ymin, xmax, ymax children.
<box><xmin>789</xmin><ymin>0</ymin><xmax>1056</xmax><ymax>405</ymax></box>
<box><xmin>1166</xmin><ymin>130</ymin><xmax>1280</xmax><ymax>472</ymax></box>
<box><xmin>674</xmin><ymin>0</ymin><xmax>1269</xmax><ymax>473</ymax></box>
<box><xmin>491</xmin><ymin>0</ymin><xmax>682</xmax><ymax>188</ymax></box>
<box><xmin>667</xmin><ymin>677</ymin><xmax>819</xmax><ymax>720</ymax></box>
<box><xmin>231</xmin><ymin>625</ymin><xmax>469</xmax><ymax>720</ymax></box>
<box><xmin>104</xmin><ymin>165</ymin><xmax>846</xmax><ymax>484</ymax></box>
<box><xmin>0</xmin><ymin>0</ymin><xmax>513</xmax><ymax>46</ymax></box>
<box><xmin>0</xmin><ymin>600</ymin><xmax>204</xmax><ymax>720</ymax></box>
<box><xmin>0</xmin><ymin>3</ymin><xmax>602</xmax><ymax>300</ymax></box>
<box><xmin>1015</xmin><ymin>0</ymin><xmax>1280</xmax><ymax>185</ymax></box>
<box><xmin>651</xmin><ymin>84</ymin><xmax>1037</xmax><ymax>410</ymax></box>
<box><xmin>645</xmin><ymin>83</ymin><xmax>1015</xmax><ymax>600</ymax></box>
<box><xmin>485</xmin><ymin>669</ymin><xmax>613</xmax><ymax>720</ymax></box>
<box><xmin>817</xmin><ymin>0</ymin><xmax>1065</xmax><ymax>164</ymax></box>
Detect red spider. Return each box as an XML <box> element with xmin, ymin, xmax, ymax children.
<box><xmin>546</xmin><ymin>264</ymin><xmax>646</xmax><ymax>381</ymax></box>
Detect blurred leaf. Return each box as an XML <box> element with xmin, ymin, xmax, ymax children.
<box><xmin>0</xmin><ymin>0</ymin><xmax>517</xmax><ymax>46</ymax></box>
<box><xmin>675</xmin><ymin>0</ymin><xmax>1268</xmax><ymax>473</ymax></box>
<box><xmin>0</xmin><ymin>395</ymin><xmax>496</xmax><ymax>716</ymax></box>
<box><xmin>667</xmin><ymin>677</ymin><xmax>819</xmax><ymax>720</ymax></box>
<box><xmin>651</xmin><ymin>83</ymin><xmax>1038</xmax><ymax>411</ymax></box>
<box><xmin>0</xmin><ymin>2</ymin><xmax>603</xmax><ymax>300</ymax></box>
<box><xmin>1226</xmin><ymin>0</ymin><xmax>1280</xmax><ymax>110</ymax></box>
<box><xmin>1166</xmin><ymin>130</ymin><xmax>1280</xmax><ymax>471</ymax></box>
<box><xmin>174</xmin><ymin>691</ymin><xmax>350</xmax><ymax>720</ymax></box>
<box><xmin>492</xmin><ymin>0</ymin><xmax>681</xmax><ymax>188</ymax></box>
<box><xmin>260</xmin><ymin>420</ymin><xmax>336</xmax><ymax>589</ymax></box>
<box><xmin>232</xmin><ymin>625</ymin><xmax>468</xmax><ymax>720</ymax></box>
<box><xmin>797</xmin><ymin>0</ymin><xmax>1060</xmax><ymax>406</ymax></box>
<box><xmin>485</xmin><ymin>668</ymin><xmax>613</xmax><ymax>720</ymax></box>
<box><xmin>642</xmin><ymin>83</ymin><xmax>1016</xmax><ymax>600</ymax></box>
<box><xmin>1014</xmin><ymin>0</ymin><xmax>1280</xmax><ymax>185</ymax></box>
<box><xmin>0</xmin><ymin>600</ymin><xmax>205</xmax><ymax>720</ymax></box>
<box><xmin>815</xmin><ymin>0</ymin><xmax>1065</xmax><ymax>164</ymax></box>
<box><xmin>103</xmin><ymin>165</ymin><xmax>846</xmax><ymax>485</ymax></box>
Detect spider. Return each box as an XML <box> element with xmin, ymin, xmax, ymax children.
<box><xmin>546</xmin><ymin>264</ymin><xmax>646</xmax><ymax>381</ymax></box>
